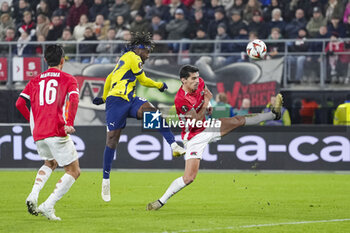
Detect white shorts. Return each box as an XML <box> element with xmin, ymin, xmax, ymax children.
<box><xmin>36</xmin><ymin>136</ymin><xmax>78</xmax><ymax>167</ymax></box>
<box><xmin>184</xmin><ymin>122</ymin><xmax>221</xmax><ymax>160</ymax></box>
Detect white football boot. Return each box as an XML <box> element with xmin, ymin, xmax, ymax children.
<box><xmin>101</xmin><ymin>179</ymin><xmax>111</xmax><ymax>202</ymax></box>
<box><xmin>171</xmin><ymin>142</ymin><xmax>186</xmax><ymax>157</ymax></box>
<box><xmin>38</xmin><ymin>203</ymin><xmax>61</xmax><ymax>221</ymax></box>
<box><xmin>26</xmin><ymin>192</ymin><xmax>38</xmax><ymax>216</ymax></box>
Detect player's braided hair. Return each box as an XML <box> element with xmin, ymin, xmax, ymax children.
<box><xmin>125</xmin><ymin>32</ymin><xmax>154</xmax><ymax>52</ymax></box>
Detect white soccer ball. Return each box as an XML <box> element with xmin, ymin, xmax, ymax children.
<box><xmin>246</xmin><ymin>39</ymin><xmax>267</xmax><ymax>60</ymax></box>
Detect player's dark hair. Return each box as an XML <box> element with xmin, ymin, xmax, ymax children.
<box><xmin>124</xmin><ymin>32</ymin><xmax>154</xmax><ymax>53</ymax></box>
<box><xmin>44</xmin><ymin>44</ymin><xmax>65</xmax><ymax>67</ymax></box>
<box><xmin>179</xmin><ymin>65</ymin><xmax>199</xmax><ymax>79</ymax></box>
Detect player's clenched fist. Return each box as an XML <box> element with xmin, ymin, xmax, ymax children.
<box><xmin>204</xmin><ymin>89</ymin><xmax>212</xmax><ymax>101</ymax></box>
<box><xmin>64</xmin><ymin>125</ymin><xmax>75</xmax><ymax>134</ymax></box>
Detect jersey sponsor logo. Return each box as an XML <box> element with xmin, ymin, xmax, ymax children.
<box><xmin>181</xmin><ymin>105</ymin><xmax>189</xmax><ymax>113</ymax></box>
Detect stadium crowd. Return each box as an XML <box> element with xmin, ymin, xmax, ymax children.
<box><xmin>0</xmin><ymin>0</ymin><xmax>350</xmax><ymax>82</ymax></box>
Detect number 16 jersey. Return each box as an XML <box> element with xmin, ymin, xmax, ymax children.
<box><xmin>20</xmin><ymin>67</ymin><xmax>79</xmax><ymax>141</ymax></box>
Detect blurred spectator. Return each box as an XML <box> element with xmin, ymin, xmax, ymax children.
<box><xmin>16</xmin><ymin>30</ymin><xmax>35</xmax><ymax>56</ymax></box>
<box><xmin>0</xmin><ymin>27</ymin><xmax>16</xmax><ymax>54</ymax></box>
<box><xmin>285</xmin><ymin>8</ymin><xmax>307</xmax><ymax>38</ymax></box>
<box><xmin>35</xmin><ymin>13</ymin><xmax>50</xmax><ymax>38</ymax></box>
<box><xmin>115</xmin><ymin>29</ymin><xmax>132</xmax><ymax>54</ymax></box>
<box><xmin>0</xmin><ymin>1</ymin><xmax>12</xmax><ymax>16</ymax></box>
<box><xmin>325</xmin><ymin>32</ymin><xmax>349</xmax><ymax>83</ymax></box>
<box><xmin>149</xmin><ymin>31</ymin><xmax>170</xmax><ymax>65</ymax></box>
<box><xmin>206</xmin><ymin>0</ymin><xmax>223</xmax><ymax>20</ymax></box>
<box><xmin>249</xmin><ymin>10</ymin><xmax>268</xmax><ymax>39</ymax></box>
<box><xmin>207</xmin><ymin>7</ymin><xmax>227</xmax><ymax>39</ymax></box>
<box><xmin>92</xmin><ymin>14</ymin><xmax>110</xmax><ymax>40</ymax></box>
<box><xmin>266</xmin><ymin>27</ymin><xmax>284</xmax><ymax>59</ymax></box>
<box><xmin>126</xmin><ymin>0</ymin><xmax>142</xmax><ymax>18</ymax></box>
<box><xmin>36</xmin><ymin>0</ymin><xmax>51</xmax><ymax>18</ymax></box>
<box><xmin>0</xmin><ymin>13</ymin><xmax>14</xmax><ymax>40</ymax></box>
<box><xmin>145</xmin><ymin>0</ymin><xmax>170</xmax><ymax>22</ymax></box>
<box><xmin>298</xmin><ymin>0</ymin><xmax>324</xmax><ymax>21</ymax></box>
<box><xmin>66</xmin><ymin>0</ymin><xmax>88</xmax><ymax>30</ymax></box>
<box><xmin>343</xmin><ymin>0</ymin><xmax>350</xmax><ymax>24</ymax></box>
<box><xmin>299</xmin><ymin>98</ymin><xmax>319</xmax><ymax>124</ymax></box>
<box><xmin>52</xmin><ymin>0</ymin><xmax>70</xmax><ymax>24</ymax></box>
<box><xmin>130</xmin><ymin>12</ymin><xmax>150</xmax><ymax>34</ymax></box>
<box><xmin>46</xmin><ymin>14</ymin><xmax>64</xmax><ymax>41</ymax></box>
<box><xmin>325</xmin><ymin>0</ymin><xmax>343</xmax><ymax>22</ymax></box>
<box><xmin>18</xmin><ymin>11</ymin><xmax>35</xmax><ymax>38</ymax></box>
<box><xmin>57</xmin><ymin>28</ymin><xmax>76</xmax><ymax>60</ymax></box>
<box><xmin>262</xmin><ymin>0</ymin><xmax>284</xmax><ymax>22</ymax></box>
<box><xmin>13</xmin><ymin>0</ymin><xmax>31</xmax><ymax>25</ymax></box>
<box><xmin>287</xmin><ymin>28</ymin><xmax>308</xmax><ymax>83</ymax></box>
<box><xmin>108</xmin><ymin>0</ymin><xmax>130</xmax><ymax>23</ymax></box>
<box><xmin>234</xmin><ymin>98</ymin><xmax>251</xmax><ymax>116</ymax></box>
<box><xmin>261</xmin><ymin>95</ymin><xmax>291</xmax><ymax>125</ymax></box>
<box><xmin>243</xmin><ymin>0</ymin><xmax>262</xmax><ymax>23</ymax></box>
<box><xmin>165</xmin><ymin>8</ymin><xmax>189</xmax><ymax>52</ymax></box>
<box><xmin>345</xmin><ymin>14</ymin><xmax>350</xmax><ymax>37</ymax></box>
<box><xmin>333</xmin><ymin>94</ymin><xmax>350</xmax><ymax>125</ymax></box>
<box><xmin>187</xmin><ymin>9</ymin><xmax>209</xmax><ymax>39</ymax></box>
<box><xmin>73</xmin><ymin>14</ymin><xmax>93</xmax><ymax>41</ymax></box>
<box><xmin>190</xmin><ymin>0</ymin><xmax>208</xmax><ymax>18</ymax></box>
<box><xmin>327</xmin><ymin>15</ymin><xmax>346</xmax><ymax>38</ymax></box>
<box><xmin>227</xmin><ymin>9</ymin><xmax>248</xmax><ymax>38</ymax></box>
<box><xmin>112</xmin><ymin>15</ymin><xmax>130</xmax><ymax>39</ymax></box>
<box><xmin>211</xmin><ymin>93</ymin><xmax>234</xmax><ymax>118</ymax></box>
<box><xmin>189</xmin><ymin>26</ymin><xmax>213</xmax><ymax>63</ymax></box>
<box><xmin>306</xmin><ymin>6</ymin><xmax>327</xmax><ymax>37</ymax></box>
<box><xmin>89</xmin><ymin>0</ymin><xmax>109</xmax><ymax>22</ymax></box>
<box><xmin>220</xmin><ymin>0</ymin><xmax>234</xmax><ymax>13</ymax></box>
<box><xmin>79</xmin><ymin>27</ymin><xmax>97</xmax><ymax>63</ymax></box>
<box><xmin>95</xmin><ymin>28</ymin><xmax>118</xmax><ymax>63</ymax></box>
<box><xmin>230</xmin><ymin>26</ymin><xmax>249</xmax><ymax>63</ymax></box>
<box><xmin>150</xmin><ymin>14</ymin><xmax>166</xmax><ymax>38</ymax></box>
<box><xmin>268</xmin><ymin>8</ymin><xmax>286</xmax><ymax>36</ymax></box>
<box><xmin>168</xmin><ymin>0</ymin><xmax>189</xmax><ymax>19</ymax></box>
<box><xmin>35</xmin><ymin>34</ymin><xmax>45</xmax><ymax>55</ymax></box>
<box><xmin>230</xmin><ymin>0</ymin><xmax>246</xmax><ymax>15</ymax></box>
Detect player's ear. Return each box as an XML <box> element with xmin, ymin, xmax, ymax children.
<box><xmin>60</xmin><ymin>57</ymin><xmax>65</xmax><ymax>66</ymax></box>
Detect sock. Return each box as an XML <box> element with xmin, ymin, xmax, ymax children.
<box><xmin>44</xmin><ymin>173</ymin><xmax>75</xmax><ymax>209</ymax></box>
<box><xmin>159</xmin><ymin>177</ymin><xmax>186</xmax><ymax>204</ymax></box>
<box><xmin>158</xmin><ymin>116</ymin><xmax>175</xmax><ymax>145</ymax></box>
<box><xmin>31</xmin><ymin>165</ymin><xmax>52</xmax><ymax>197</ymax></box>
<box><xmin>244</xmin><ymin>112</ymin><xmax>275</xmax><ymax>125</ymax></box>
<box><xmin>103</xmin><ymin>146</ymin><xmax>115</xmax><ymax>179</ymax></box>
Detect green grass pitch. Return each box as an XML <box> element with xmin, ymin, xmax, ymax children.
<box><xmin>1</xmin><ymin>170</ymin><xmax>350</xmax><ymax>233</ymax></box>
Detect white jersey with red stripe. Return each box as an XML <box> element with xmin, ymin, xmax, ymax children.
<box><xmin>175</xmin><ymin>77</ymin><xmax>206</xmax><ymax>141</ymax></box>
<box><xmin>20</xmin><ymin>67</ymin><xmax>79</xmax><ymax>141</ymax></box>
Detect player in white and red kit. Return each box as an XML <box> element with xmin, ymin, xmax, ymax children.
<box><xmin>147</xmin><ymin>65</ymin><xmax>283</xmax><ymax>210</ymax></box>
<box><xmin>16</xmin><ymin>45</ymin><xmax>80</xmax><ymax>220</ymax></box>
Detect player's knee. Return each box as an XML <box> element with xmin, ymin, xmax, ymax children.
<box><xmin>183</xmin><ymin>174</ymin><xmax>196</xmax><ymax>185</ymax></box>
<box><xmin>232</xmin><ymin>116</ymin><xmax>245</xmax><ymax>126</ymax></box>
<box><xmin>45</xmin><ymin>160</ymin><xmax>58</xmax><ymax>170</ymax></box>
<box><xmin>74</xmin><ymin>167</ymin><xmax>81</xmax><ymax>179</ymax></box>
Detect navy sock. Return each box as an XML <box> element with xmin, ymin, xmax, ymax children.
<box><xmin>158</xmin><ymin>116</ymin><xmax>175</xmax><ymax>145</ymax></box>
<box><xmin>103</xmin><ymin>146</ymin><xmax>115</xmax><ymax>179</ymax></box>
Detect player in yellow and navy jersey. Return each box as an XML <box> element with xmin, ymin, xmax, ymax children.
<box><xmin>93</xmin><ymin>32</ymin><xmax>185</xmax><ymax>202</ymax></box>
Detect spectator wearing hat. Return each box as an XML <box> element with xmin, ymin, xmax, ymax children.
<box><xmin>227</xmin><ymin>9</ymin><xmax>248</xmax><ymax>38</ymax></box>
<box><xmin>108</xmin><ymin>0</ymin><xmax>130</xmax><ymax>23</ymax></box>
<box><xmin>130</xmin><ymin>11</ymin><xmax>150</xmax><ymax>34</ymax></box>
<box><xmin>150</xmin><ymin>14</ymin><xmax>167</xmax><ymax>38</ymax></box>
<box><xmin>267</xmin><ymin>8</ymin><xmax>286</xmax><ymax>37</ymax></box>
<box><xmin>145</xmin><ymin>0</ymin><xmax>170</xmax><ymax>22</ymax></box>
<box><xmin>207</xmin><ymin>6</ymin><xmax>227</xmax><ymax>39</ymax></box>
<box><xmin>301</xmin><ymin>0</ymin><xmax>324</xmax><ymax>21</ymax></box>
<box><xmin>248</xmin><ymin>10</ymin><xmax>267</xmax><ymax>39</ymax></box>
<box><xmin>89</xmin><ymin>0</ymin><xmax>109</xmax><ymax>22</ymax></box>
<box><xmin>243</xmin><ymin>0</ymin><xmax>262</xmax><ymax>23</ymax></box>
<box><xmin>66</xmin><ymin>0</ymin><xmax>88</xmax><ymax>29</ymax></box>
<box><xmin>165</xmin><ymin>8</ymin><xmax>189</xmax><ymax>52</ymax></box>
<box><xmin>327</xmin><ymin>15</ymin><xmax>346</xmax><ymax>38</ymax></box>
<box><xmin>187</xmin><ymin>9</ymin><xmax>209</xmax><ymax>39</ymax></box>
<box><xmin>306</xmin><ymin>6</ymin><xmax>327</xmax><ymax>38</ymax></box>
<box><xmin>325</xmin><ymin>0</ymin><xmax>344</xmax><ymax>22</ymax></box>
<box><xmin>285</xmin><ymin>8</ymin><xmax>307</xmax><ymax>38</ymax></box>
<box><xmin>168</xmin><ymin>0</ymin><xmax>189</xmax><ymax>19</ymax></box>
<box><xmin>189</xmin><ymin>26</ymin><xmax>213</xmax><ymax>63</ymax></box>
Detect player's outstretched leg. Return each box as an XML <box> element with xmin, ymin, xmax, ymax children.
<box><xmin>38</xmin><ymin>160</ymin><xmax>80</xmax><ymax>221</ymax></box>
<box><xmin>26</xmin><ymin>161</ymin><xmax>56</xmax><ymax>216</ymax></box>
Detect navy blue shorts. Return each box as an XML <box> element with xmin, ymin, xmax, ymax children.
<box><xmin>106</xmin><ymin>96</ymin><xmax>147</xmax><ymax>131</ymax></box>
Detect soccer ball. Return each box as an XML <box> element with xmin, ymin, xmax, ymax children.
<box><xmin>246</xmin><ymin>39</ymin><xmax>267</xmax><ymax>60</ymax></box>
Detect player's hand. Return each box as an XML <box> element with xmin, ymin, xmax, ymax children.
<box><xmin>204</xmin><ymin>89</ymin><xmax>212</xmax><ymax>101</ymax></box>
<box><xmin>159</xmin><ymin>82</ymin><xmax>168</xmax><ymax>92</ymax></box>
<box><xmin>93</xmin><ymin>97</ymin><xmax>105</xmax><ymax>105</ymax></box>
<box><xmin>207</xmin><ymin>107</ymin><xmax>213</xmax><ymax>116</ymax></box>
<box><xmin>64</xmin><ymin>125</ymin><xmax>75</xmax><ymax>134</ymax></box>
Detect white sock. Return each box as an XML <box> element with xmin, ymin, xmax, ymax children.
<box><xmin>44</xmin><ymin>173</ymin><xmax>75</xmax><ymax>209</ymax></box>
<box><xmin>244</xmin><ymin>112</ymin><xmax>275</xmax><ymax>125</ymax></box>
<box><xmin>31</xmin><ymin>165</ymin><xmax>52</xmax><ymax>198</ymax></box>
<box><xmin>159</xmin><ymin>177</ymin><xmax>186</xmax><ymax>204</ymax></box>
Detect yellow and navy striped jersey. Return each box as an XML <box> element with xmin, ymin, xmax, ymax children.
<box><xmin>102</xmin><ymin>51</ymin><xmax>163</xmax><ymax>102</ymax></box>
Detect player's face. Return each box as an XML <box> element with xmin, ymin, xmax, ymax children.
<box><xmin>137</xmin><ymin>48</ymin><xmax>150</xmax><ymax>63</ymax></box>
<box><xmin>183</xmin><ymin>72</ymin><xmax>199</xmax><ymax>92</ymax></box>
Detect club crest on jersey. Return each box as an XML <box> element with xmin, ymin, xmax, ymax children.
<box><xmin>190</xmin><ymin>152</ymin><xmax>197</xmax><ymax>156</ymax></box>
<box><xmin>181</xmin><ymin>105</ymin><xmax>189</xmax><ymax>113</ymax></box>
